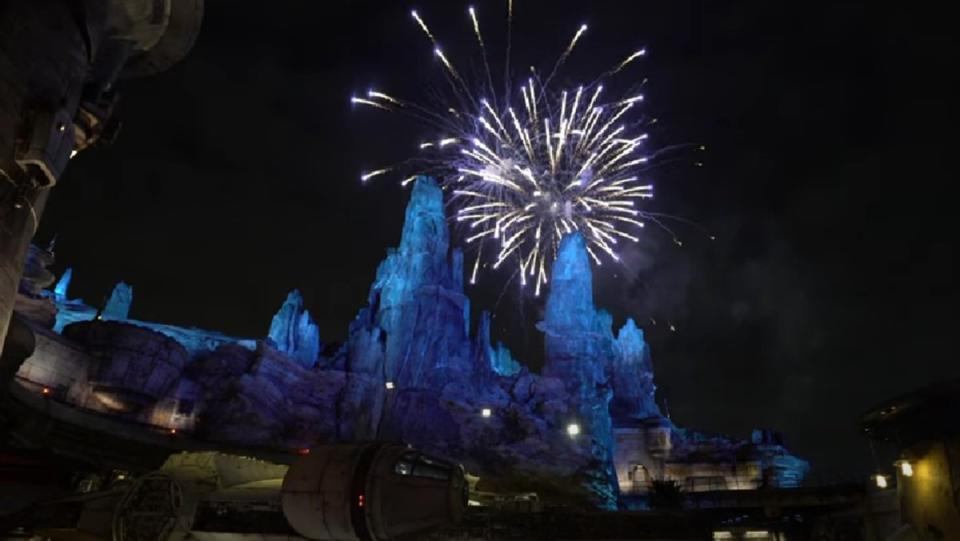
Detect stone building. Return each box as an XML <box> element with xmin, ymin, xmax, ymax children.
<box><xmin>614</xmin><ymin>416</ymin><xmax>808</xmax><ymax>496</ymax></box>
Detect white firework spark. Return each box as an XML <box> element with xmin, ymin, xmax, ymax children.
<box><xmin>352</xmin><ymin>4</ymin><xmax>667</xmax><ymax>296</ymax></box>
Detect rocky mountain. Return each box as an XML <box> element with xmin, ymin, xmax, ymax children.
<box><xmin>23</xmin><ymin>175</ymin><xmax>808</xmax><ymax>509</ymax></box>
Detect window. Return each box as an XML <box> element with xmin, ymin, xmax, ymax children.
<box><xmin>394</xmin><ymin>453</ymin><xmax>451</xmax><ymax>480</ymax></box>
<box><xmin>629</xmin><ymin>465</ymin><xmax>649</xmax><ymax>484</ymax></box>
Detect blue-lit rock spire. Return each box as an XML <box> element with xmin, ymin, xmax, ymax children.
<box><xmin>492</xmin><ymin>342</ymin><xmax>521</xmax><ymax>377</ymax></box>
<box><xmin>362</xmin><ymin>176</ymin><xmax>472</xmax><ymax>389</ymax></box>
<box><xmin>610</xmin><ymin>319</ymin><xmax>660</xmax><ymax>421</ymax></box>
<box><xmin>268</xmin><ymin>289</ymin><xmax>321</xmax><ymax>368</ymax></box>
<box><xmin>541</xmin><ymin>233</ymin><xmax>614</xmax><ymax>387</ymax></box>
<box><xmin>473</xmin><ymin>310</ymin><xmax>521</xmax><ymax>378</ymax></box>
<box><xmin>53</xmin><ymin>267</ymin><xmax>72</xmax><ymax>301</ymax></box>
<box><xmin>540</xmin><ymin>232</ymin><xmax>619</xmax><ymax>507</ymax></box>
<box><xmin>103</xmin><ymin>281</ymin><xmax>133</xmax><ymax>320</ymax></box>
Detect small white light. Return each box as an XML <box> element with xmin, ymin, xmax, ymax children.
<box><xmin>385</xmin><ymin>381</ymin><xmax>395</xmax><ymax>390</ymax></box>
<box><xmin>481</xmin><ymin>408</ymin><xmax>492</xmax><ymax>418</ymax></box>
<box><xmin>900</xmin><ymin>461</ymin><xmax>913</xmax><ymax>477</ymax></box>
<box><xmin>875</xmin><ymin>474</ymin><xmax>888</xmax><ymax>489</ymax></box>
<box><xmin>70</xmin><ymin>150</ymin><xmax>78</xmax><ymax>159</ymax></box>
<box><xmin>566</xmin><ymin>423</ymin><xmax>580</xmax><ymax>437</ymax></box>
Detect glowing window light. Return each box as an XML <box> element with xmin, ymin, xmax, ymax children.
<box><xmin>481</xmin><ymin>408</ymin><xmax>492</xmax><ymax>418</ymax></box>
<box><xmin>899</xmin><ymin>460</ymin><xmax>914</xmax><ymax>477</ymax></box>
<box><xmin>385</xmin><ymin>381</ymin><xmax>395</xmax><ymax>390</ymax></box>
<box><xmin>874</xmin><ymin>474</ymin><xmax>888</xmax><ymax>488</ymax></box>
<box><xmin>712</xmin><ymin>533</ymin><xmax>733</xmax><ymax>540</ymax></box>
<box><xmin>744</xmin><ymin>532</ymin><xmax>770</xmax><ymax>539</ymax></box>
<box><xmin>566</xmin><ymin>423</ymin><xmax>581</xmax><ymax>437</ymax></box>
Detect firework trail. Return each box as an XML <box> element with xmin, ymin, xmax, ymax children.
<box><xmin>352</xmin><ymin>3</ymin><xmax>676</xmax><ymax>296</ymax></box>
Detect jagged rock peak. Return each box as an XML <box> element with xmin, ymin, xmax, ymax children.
<box><xmin>372</xmin><ymin>175</ymin><xmax>454</xmax><ymax>300</ymax></box>
<box><xmin>54</xmin><ymin>267</ymin><xmax>72</xmax><ymax>301</ymax></box>
<box><xmin>492</xmin><ymin>342</ymin><xmax>521</xmax><ymax>377</ymax></box>
<box><xmin>103</xmin><ymin>282</ymin><xmax>133</xmax><ymax>320</ymax></box>
<box><xmin>615</xmin><ymin>319</ymin><xmax>646</xmax><ymax>361</ymax></box>
<box><xmin>610</xmin><ymin>318</ymin><xmax>660</xmax><ymax>421</ymax></box>
<box><xmin>267</xmin><ymin>289</ymin><xmax>321</xmax><ymax>369</ymax></box>
<box><xmin>399</xmin><ymin>175</ymin><xmax>448</xmax><ymax>258</ymax></box>
<box><xmin>544</xmin><ymin>232</ymin><xmax>596</xmax><ymax>333</ymax></box>
<box><xmin>477</xmin><ymin>310</ymin><xmax>493</xmax><ymax>352</ymax></box>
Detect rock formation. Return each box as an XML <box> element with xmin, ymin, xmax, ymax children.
<box><xmin>492</xmin><ymin>342</ymin><xmax>521</xmax><ymax>377</ymax></box>
<box><xmin>357</xmin><ymin>177</ymin><xmax>473</xmax><ymax>390</ymax></box>
<box><xmin>344</xmin><ymin>177</ymin><xmax>623</xmax><ymax>507</ymax></box>
<box><xmin>27</xmin><ymin>175</ymin><xmax>809</xmax><ymax>509</ymax></box>
<box><xmin>267</xmin><ymin>289</ymin><xmax>320</xmax><ymax>368</ymax></box>
<box><xmin>53</xmin><ymin>267</ymin><xmax>72</xmax><ymax>302</ymax></box>
<box><xmin>103</xmin><ymin>282</ymin><xmax>133</xmax><ymax>320</ymax></box>
<box><xmin>187</xmin><ymin>341</ymin><xmax>382</xmax><ymax>446</ymax></box>
<box><xmin>610</xmin><ymin>319</ymin><xmax>660</xmax><ymax>422</ymax></box>
<box><xmin>536</xmin><ymin>233</ymin><xmax>621</xmax><ymax>506</ymax></box>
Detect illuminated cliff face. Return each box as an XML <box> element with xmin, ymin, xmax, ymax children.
<box><xmin>19</xmin><ymin>176</ymin><xmax>808</xmax><ymax>509</ymax></box>
<box><xmin>359</xmin><ymin>177</ymin><xmax>473</xmax><ymax>390</ymax></box>
<box><xmin>355</xmin><ymin>178</ymin><xmax>622</xmax><ymax>508</ymax></box>
<box><xmin>267</xmin><ymin>289</ymin><xmax>320</xmax><ymax>369</ymax></box>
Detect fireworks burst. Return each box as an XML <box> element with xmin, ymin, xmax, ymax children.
<box><xmin>353</xmin><ymin>4</ymin><xmax>678</xmax><ymax>296</ymax></box>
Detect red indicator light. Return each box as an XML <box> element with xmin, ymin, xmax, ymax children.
<box><xmin>358</xmin><ymin>494</ymin><xmax>365</xmax><ymax>508</ymax></box>
<box><xmin>297</xmin><ymin>448</ymin><xmax>310</xmax><ymax>455</ymax></box>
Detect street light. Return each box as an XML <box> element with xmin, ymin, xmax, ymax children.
<box><xmin>874</xmin><ymin>474</ymin><xmax>888</xmax><ymax>489</ymax></box>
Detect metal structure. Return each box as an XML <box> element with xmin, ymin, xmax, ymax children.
<box><xmin>0</xmin><ymin>0</ymin><xmax>203</xmax><ymax>357</ymax></box>
<box><xmin>283</xmin><ymin>444</ymin><xmax>468</xmax><ymax>540</ymax></box>
<box><xmin>13</xmin><ymin>445</ymin><xmax>467</xmax><ymax>541</ymax></box>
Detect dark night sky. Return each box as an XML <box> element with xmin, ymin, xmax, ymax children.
<box><xmin>37</xmin><ymin>2</ymin><xmax>955</xmax><ymax>478</ymax></box>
